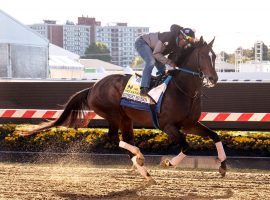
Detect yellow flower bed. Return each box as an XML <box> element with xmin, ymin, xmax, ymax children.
<box><xmin>0</xmin><ymin>124</ymin><xmax>269</xmax><ymax>154</ymax></box>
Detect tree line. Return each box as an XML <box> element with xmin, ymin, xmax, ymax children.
<box><xmin>81</xmin><ymin>42</ymin><xmax>142</xmax><ymax>67</ymax></box>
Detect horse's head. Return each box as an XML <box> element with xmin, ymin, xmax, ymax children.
<box><xmin>185</xmin><ymin>37</ymin><xmax>218</xmax><ymax>87</ymax></box>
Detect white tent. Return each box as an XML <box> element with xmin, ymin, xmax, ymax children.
<box><xmin>79</xmin><ymin>59</ymin><xmax>125</xmax><ymax>80</ymax></box>
<box><xmin>49</xmin><ymin>55</ymin><xmax>84</xmax><ymax>79</ymax></box>
<box><xmin>0</xmin><ymin>10</ymin><xmax>48</xmax><ymax>47</ymax></box>
<box><xmin>0</xmin><ymin>9</ymin><xmax>49</xmax><ymax>78</ymax></box>
<box><xmin>49</xmin><ymin>44</ymin><xmax>80</xmax><ymax>61</ymax></box>
<box><xmin>48</xmin><ymin>44</ymin><xmax>85</xmax><ymax>79</ymax></box>
<box><xmin>79</xmin><ymin>59</ymin><xmax>123</xmax><ymax>71</ymax></box>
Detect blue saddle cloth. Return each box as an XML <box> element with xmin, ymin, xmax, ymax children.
<box><xmin>120</xmin><ymin>99</ymin><xmax>151</xmax><ymax>112</ymax></box>
<box><xmin>120</xmin><ymin>76</ymin><xmax>172</xmax><ymax>128</ymax></box>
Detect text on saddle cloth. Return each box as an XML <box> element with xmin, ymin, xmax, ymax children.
<box><xmin>122</xmin><ymin>74</ymin><xmax>170</xmax><ymax>104</ymax></box>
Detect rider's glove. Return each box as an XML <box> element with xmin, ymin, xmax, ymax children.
<box><xmin>165</xmin><ymin>63</ymin><xmax>177</xmax><ymax>72</ymax></box>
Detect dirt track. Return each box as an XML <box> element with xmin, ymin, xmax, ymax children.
<box><xmin>0</xmin><ymin>162</ymin><xmax>269</xmax><ymax>200</ymax></box>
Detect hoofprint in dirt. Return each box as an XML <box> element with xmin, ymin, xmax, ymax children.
<box><xmin>0</xmin><ymin>163</ymin><xmax>269</xmax><ymax>200</ymax></box>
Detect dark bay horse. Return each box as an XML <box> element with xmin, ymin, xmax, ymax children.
<box><xmin>24</xmin><ymin>37</ymin><xmax>227</xmax><ymax>183</ymax></box>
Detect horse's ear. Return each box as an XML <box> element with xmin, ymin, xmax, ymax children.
<box><xmin>199</xmin><ymin>36</ymin><xmax>203</xmax><ymax>42</ymax></box>
<box><xmin>208</xmin><ymin>37</ymin><xmax>215</xmax><ymax>47</ymax></box>
<box><xmin>196</xmin><ymin>36</ymin><xmax>204</xmax><ymax>46</ymax></box>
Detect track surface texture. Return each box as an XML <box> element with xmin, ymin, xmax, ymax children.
<box><xmin>0</xmin><ymin>163</ymin><xmax>269</xmax><ymax>200</ymax></box>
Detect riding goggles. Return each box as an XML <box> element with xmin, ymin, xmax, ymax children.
<box><xmin>179</xmin><ymin>30</ymin><xmax>195</xmax><ymax>43</ymax></box>
<box><xmin>184</xmin><ymin>35</ymin><xmax>195</xmax><ymax>43</ymax></box>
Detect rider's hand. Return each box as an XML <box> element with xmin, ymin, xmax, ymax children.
<box><xmin>170</xmin><ymin>63</ymin><xmax>177</xmax><ymax>68</ymax></box>
<box><xmin>165</xmin><ymin>63</ymin><xmax>177</xmax><ymax>73</ymax></box>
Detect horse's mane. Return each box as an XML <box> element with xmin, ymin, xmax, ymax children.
<box><xmin>168</xmin><ymin>38</ymin><xmax>207</xmax><ymax>67</ymax></box>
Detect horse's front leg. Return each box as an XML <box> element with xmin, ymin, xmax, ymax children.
<box><xmin>119</xmin><ymin>141</ymin><xmax>156</xmax><ymax>184</ymax></box>
<box><xmin>119</xmin><ymin>141</ymin><xmax>144</xmax><ymax>166</ymax></box>
<box><xmin>119</xmin><ymin>119</ymin><xmax>155</xmax><ymax>184</ymax></box>
<box><xmin>161</xmin><ymin>125</ymin><xmax>189</xmax><ymax>167</ymax></box>
<box><xmin>183</xmin><ymin>122</ymin><xmax>227</xmax><ymax>177</ymax></box>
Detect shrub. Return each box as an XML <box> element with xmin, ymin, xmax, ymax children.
<box><xmin>0</xmin><ymin>124</ymin><xmax>269</xmax><ymax>156</ymax></box>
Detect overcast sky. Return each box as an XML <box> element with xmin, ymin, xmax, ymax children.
<box><xmin>1</xmin><ymin>0</ymin><xmax>269</xmax><ymax>53</ymax></box>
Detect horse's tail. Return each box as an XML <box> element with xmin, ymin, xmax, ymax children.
<box><xmin>53</xmin><ymin>87</ymin><xmax>91</xmax><ymax>128</ymax></box>
<box><xmin>22</xmin><ymin>87</ymin><xmax>91</xmax><ymax>137</ymax></box>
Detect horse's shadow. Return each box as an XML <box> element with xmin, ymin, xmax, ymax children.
<box><xmin>56</xmin><ymin>187</ymin><xmax>233</xmax><ymax>200</ymax></box>
<box><xmin>56</xmin><ymin>187</ymin><xmax>141</xmax><ymax>200</ymax></box>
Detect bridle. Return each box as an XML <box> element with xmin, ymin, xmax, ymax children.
<box><xmin>172</xmin><ymin>44</ymin><xmax>215</xmax><ymax>98</ymax></box>
<box><xmin>172</xmin><ymin>78</ymin><xmax>200</xmax><ymax>99</ymax></box>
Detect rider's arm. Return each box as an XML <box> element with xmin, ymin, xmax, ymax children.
<box><xmin>152</xmin><ymin>41</ymin><xmax>175</xmax><ymax>66</ymax></box>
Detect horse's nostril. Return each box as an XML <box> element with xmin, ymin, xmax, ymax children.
<box><xmin>209</xmin><ymin>76</ymin><xmax>218</xmax><ymax>83</ymax></box>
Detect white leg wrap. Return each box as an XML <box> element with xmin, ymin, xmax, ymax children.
<box><xmin>170</xmin><ymin>152</ymin><xmax>186</xmax><ymax>166</ymax></box>
<box><xmin>119</xmin><ymin>141</ymin><xmax>139</xmax><ymax>155</ymax></box>
<box><xmin>131</xmin><ymin>156</ymin><xmax>151</xmax><ymax>180</ymax></box>
<box><xmin>215</xmin><ymin>141</ymin><xmax>226</xmax><ymax>162</ymax></box>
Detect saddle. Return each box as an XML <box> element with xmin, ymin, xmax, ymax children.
<box><xmin>135</xmin><ymin>72</ymin><xmax>168</xmax><ymax>89</ymax></box>
<box><xmin>121</xmin><ymin>74</ymin><xmax>172</xmax><ymax>129</ymax></box>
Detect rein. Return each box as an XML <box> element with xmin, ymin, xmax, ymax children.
<box><xmin>171</xmin><ymin>48</ymin><xmax>203</xmax><ymax>99</ymax></box>
<box><xmin>175</xmin><ymin>47</ymin><xmax>205</xmax><ymax>80</ymax></box>
<box><xmin>176</xmin><ymin>67</ymin><xmax>204</xmax><ymax>79</ymax></box>
<box><xmin>172</xmin><ymin>78</ymin><xmax>200</xmax><ymax>99</ymax></box>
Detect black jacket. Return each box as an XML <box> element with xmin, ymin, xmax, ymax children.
<box><xmin>140</xmin><ymin>24</ymin><xmax>183</xmax><ymax>65</ymax></box>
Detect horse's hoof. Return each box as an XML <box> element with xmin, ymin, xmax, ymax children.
<box><xmin>219</xmin><ymin>166</ymin><xmax>226</xmax><ymax>177</ymax></box>
<box><xmin>146</xmin><ymin>177</ymin><xmax>157</xmax><ymax>186</ymax></box>
<box><xmin>219</xmin><ymin>160</ymin><xmax>227</xmax><ymax>177</ymax></box>
<box><xmin>160</xmin><ymin>159</ymin><xmax>171</xmax><ymax>167</ymax></box>
<box><xmin>127</xmin><ymin>165</ymin><xmax>136</xmax><ymax>174</ymax></box>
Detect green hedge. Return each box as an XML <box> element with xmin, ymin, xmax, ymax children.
<box><xmin>0</xmin><ymin>124</ymin><xmax>269</xmax><ymax>156</ymax></box>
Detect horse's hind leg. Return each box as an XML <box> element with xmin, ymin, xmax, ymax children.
<box><xmin>118</xmin><ymin>117</ymin><xmax>155</xmax><ymax>183</ymax></box>
<box><xmin>161</xmin><ymin>125</ymin><xmax>189</xmax><ymax>167</ymax></box>
<box><xmin>107</xmin><ymin>120</ymin><xmax>120</xmax><ymax>146</ymax></box>
<box><xmin>183</xmin><ymin>122</ymin><xmax>227</xmax><ymax>177</ymax></box>
<box><xmin>118</xmin><ymin>117</ymin><xmax>143</xmax><ymax>162</ymax></box>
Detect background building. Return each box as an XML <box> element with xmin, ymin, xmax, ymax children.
<box><xmin>254</xmin><ymin>41</ymin><xmax>263</xmax><ymax>62</ymax></box>
<box><xmin>77</xmin><ymin>16</ymin><xmax>101</xmax><ymax>44</ymax></box>
<box><xmin>215</xmin><ymin>52</ymin><xmax>235</xmax><ymax>72</ymax></box>
<box><xmin>232</xmin><ymin>41</ymin><xmax>270</xmax><ymax>73</ymax></box>
<box><xmin>234</xmin><ymin>47</ymin><xmax>243</xmax><ymax>72</ymax></box>
<box><xmin>254</xmin><ymin>40</ymin><xmax>269</xmax><ymax>62</ymax></box>
<box><xmin>30</xmin><ymin>18</ymin><xmax>149</xmax><ymax>67</ymax></box>
<box><xmin>29</xmin><ymin>20</ymin><xmax>63</xmax><ymax>49</ymax></box>
<box><xmin>0</xmin><ymin>10</ymin><xmax>49</xmax><ymax>78</ymax></box>
<box><xmin>29</xmin><ymin>17</ymin><xmax>100</xmax><ymax>56</ymax></box>
<box><xmin>96</xmin><ymin>23</ymin><xmax>149</xmax><ymax>67</ymax></box>
<box><xmin>62</xmin><ymin>23</ymin><xmax>91</xmax><ymax>56</ymax></box>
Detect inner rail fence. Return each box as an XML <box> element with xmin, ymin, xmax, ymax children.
<box><xmin>1</xmin><ymin>109</ymin><xmax>270</xmax><ymax>131</ymax></box>
<box><xmin>0</xmin><ymin>109</ymin><xmax>270</xmax><ymax>122</ymax></box>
